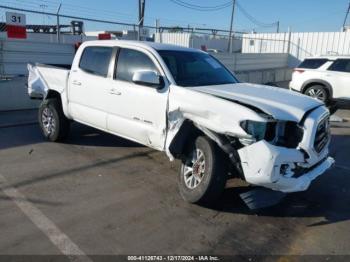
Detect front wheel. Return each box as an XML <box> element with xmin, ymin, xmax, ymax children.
<box><xmin>38</xmin><ymin>98</ymin><xmax>70</xmax><ymax>142</ymax></box>
<box><xmin>304</xmin><ymin>85</ymin><xmax>329</xmax><ymax>103</ymax></box>
<box><xmin>178</xmin><ymin>136</ymin><xmax>228</xmax><ymax>206</ymax></box>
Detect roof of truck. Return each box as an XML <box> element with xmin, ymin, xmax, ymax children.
<box><xmin>82</xmin><ymin>40</ymin><xmax>202</xmax><ymax>52</ymax></box>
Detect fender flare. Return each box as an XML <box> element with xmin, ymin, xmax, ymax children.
<box><xmin>45</xmin><ymin>90</ymin><xmax>71</xmax><ymax>119</ymax></box>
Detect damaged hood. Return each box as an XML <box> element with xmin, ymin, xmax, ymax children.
<box><xmin>191</xmin><ymin>83</ymin><xmax>323</xmax><ymax>122</ymax></box>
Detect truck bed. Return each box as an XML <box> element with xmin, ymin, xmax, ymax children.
<box><xmin>27</xmin><ymin>63</ymin><xmax>70</xmax><ymax>99</ymax></box>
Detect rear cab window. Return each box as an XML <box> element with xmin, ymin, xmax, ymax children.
<box><xmin>298</xmin><ymin>59</ymin><xmax>328</xmax><ymax>69</ymax></box>
<box><xmin>79</xmin><ymin>46</ymin><xmax>113</xmax><ymax>77</ymax></box>
<box><xmin>328</xmin><ymin>59</ymin><xmax>350</xmax><ymax>73</ymax></box>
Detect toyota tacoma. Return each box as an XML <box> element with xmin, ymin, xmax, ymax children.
<box><xmin>28</xmin><ymin>40</ymin><xmax>334</xmax><ymax>205</ymax></box>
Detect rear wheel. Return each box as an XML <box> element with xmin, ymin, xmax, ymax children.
<box><xmin>38</xmin><ymin>98</ymin><xmax>70</xmax><ymax>142</ymax></box>
<box><xmin>304</xmin><ymin>85</ymin><xmax>329</xmax><ymax>103</ymax></box>
<box><xmin>178</xmin><ymin>136</ymin><xmax>228</xmax><ymax>206</ymax></box>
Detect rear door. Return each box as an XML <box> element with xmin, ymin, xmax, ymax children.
<box><xmin>68</xmin><ymin>46</ymin><xmax>114</xmax><ymax>129</ymax></box>
<box><xmin>107</xmin><ymin>47</ymin><xmax>169</xmax><ymax>150</ymax></box>
<box><xmin>326</xmin><ymin>59</ymin><xmax>350</xmax><ymax>100</ymax></box>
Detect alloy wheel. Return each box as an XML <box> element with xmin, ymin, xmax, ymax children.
<box><xmin>307</xmin><ymin>88</ymin><xmax>326</xmax><ymax>102</ymax></box>
<box><xmin>183</xmin><ymin>148</ymin><xmax>206</xmax><ymax>189</ymax></box>
<box><xmin>41</xmin><ymin>107</ymin><xmax>56</xmax><ymax>135</ymax></box>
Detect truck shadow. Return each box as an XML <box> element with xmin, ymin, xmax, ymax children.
<box><xmin>0</xmin><ymin>122</ymin><xmax>143</xmax><ymax>150</ymax></box>
<box><xmin>334</xmin><ymin>100</ymin><xmax>350</xmax><ymax>110</ymax></box>
<box><xmin>65</xmin><ymin>122</ymin><xmax>142</xmax><ymax>148</ymax></box>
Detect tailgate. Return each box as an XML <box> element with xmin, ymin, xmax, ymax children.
<box><xmin>27</xmin><ymin>63</ymin><xmax>70</xmax><ymax>99</ymax></box>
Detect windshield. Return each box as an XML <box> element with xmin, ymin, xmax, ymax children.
<box><xmin>158</xmin><ymin>50</ymin><xmax>238</xmax><ymax>87</ymax></box>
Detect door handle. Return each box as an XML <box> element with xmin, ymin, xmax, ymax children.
<box><xmin>109</xmin><ymin>89</ymin><xmax>121</xmax><ymax>95</ymax></box>
<box><xmin>72</xmin><ymin>80</ymin><xmax>82</xmax><ymax>86</ymax></box>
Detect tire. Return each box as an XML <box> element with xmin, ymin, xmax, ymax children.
<box><xmin>178</xmin><ymin>136</ymin><xmax>228</xmax><ymax>206</ymax></box>
<box><xmin>304</xmin><ymin>85</ymin><xmax>329</xmax><ymax>103</ymax></box>
<box><xmin>38</xmin><ymin>98</ymin><xmax>70</xmax><ymax>142</ymax></box>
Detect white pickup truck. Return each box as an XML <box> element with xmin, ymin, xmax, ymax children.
<box><xmin>28</xmin><ymin>40</ymin><xmax>334</xmax><ymax>205</ymax></box>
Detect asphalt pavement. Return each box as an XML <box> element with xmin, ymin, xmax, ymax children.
<box><xmin>0</xmin><ymin>109</ymin><xmax>350</xmax><ymax>260</ymax></box>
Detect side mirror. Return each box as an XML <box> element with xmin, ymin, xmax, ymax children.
<box><xmin>132</xmin><ymin>70</ymin><xmax>164</xmax><ymax>89</ymax></box>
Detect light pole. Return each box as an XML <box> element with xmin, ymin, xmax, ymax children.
<box><xmin>227</xmin><ymin>0</ymin><xmax>236</xmax><ymax>53</ymax></box>
<box><xmin>342</xmin><ymin>1</ymin><xmax>350</xmax><ymax>31</ymax></box>
<box><xmin>138</xmin><ymin>0</ymin><xmax>145</xmax><ymax>40</ymax></box>
<box><xmin>56</xmin><ymin>3</ymin><xmax>62</xmax><ymax>43</ymax></box>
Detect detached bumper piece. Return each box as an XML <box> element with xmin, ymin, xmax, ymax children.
<box><xmin>240</xmin><ymin>188</ymin><xmax>286</xmax><ymax>210</ymax></box>
<box><xmin>238</xmin><ymin>140</ymin><xmax>335</xmax><ymax>193</ymax></box>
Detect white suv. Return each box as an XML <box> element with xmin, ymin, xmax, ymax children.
<box><xmin>290</xmin><ymin>56</ymin><xmax>350</xmax><ymax>103</ymax></box>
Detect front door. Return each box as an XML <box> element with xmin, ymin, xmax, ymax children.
<box><xmin>107</xmin><ymin>47</ymin><xmax>169</xmax><ymax>150</ymax></box>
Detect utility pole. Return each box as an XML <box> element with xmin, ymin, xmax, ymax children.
<box><xmin>342</xmin><ymin>1</ymin><xmax>350</xmax><ymax>31</ymax></box>
<box><xmin>227</xmin><ymin>0</ymin><xmax>236</xmax><ymax>53</ymax></box>
<box><xmin>56</xmin><ymin>3</ymin><xmax>62</xmax><ymax>43</ymax></box>
<box><xmin>138</xmin><ymin>0</ymin><xmax>146</xmax><ymax>40</ymax></box>
<box><xmin>156</xmin><ymin>19</ymin><xmax>160</xmax><ymax>33</ymax></box>
<box><xmin>276</xmin><ymin>21</ymin><xmax>280</xmax><ymax>33</ymax></box>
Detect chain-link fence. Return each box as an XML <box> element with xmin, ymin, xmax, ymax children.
<box><xmin>0</xmin><ymin>2</ymin><xmax>294</xmax><ymax>56</ymax></box>
<box><xmin>3</xmin><ymin>1</ymin><xmax>346</xmax><ymax>61</ymax></box>
<box><xmin>0</xmin><ymin>3</ymin><xmax>253</xmax><ymax>47</ymax></box>
<box><xmin>0</xmin><ymin>4</ymin><xmax>143</xmax><ymax>42</ymax></box>
<box><xmin>0</xmin><ymin>3</ymin><xmax>295</xmax><ymax>97</ymax></box>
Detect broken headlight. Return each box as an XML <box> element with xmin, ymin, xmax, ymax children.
<box><xmin>239</xmin><ymin>120</ymin><xmax>276</xmax><ymax>145</ymax></box>
<box><xmin>240</xmin><ymin>120</ymin><xmax>304</xmax><ymax>148</ymax></box>
<box><xmin>240</xmin><ymin>120</ymin><xmax>268</xmax><ymax>140</ymax></box>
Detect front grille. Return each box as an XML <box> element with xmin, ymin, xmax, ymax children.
<box><xmin>314</xmin><ymin>116</ymin><xmax>330</xmax><ymax>153</ymax></box>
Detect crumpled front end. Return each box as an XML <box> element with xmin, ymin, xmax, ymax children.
<box><xmin>238</xmin><ymin>106</ymin><xmax>335</xmax><ymax>193</ymax></box>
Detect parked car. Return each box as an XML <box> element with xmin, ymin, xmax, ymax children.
<box><xmin>290</xmin><ymin>56</ymin><xmax>350</xmax><ymax>103</ymax></box>
<box><xmin>27</xmin><ymin>40</ymin><xmax>334</xmax><ymax>205</ymax></box>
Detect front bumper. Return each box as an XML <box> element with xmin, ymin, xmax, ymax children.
<box><xmin>237</xmin><ymin>105</ymin><xmax>334</xmax><ymax>193</ymax></box>
<box><xmin>269</xmin><ymin>156</ymin><xmax>334</xmax><ymax>192</ymax></box>
<box><xmin>238</xmin><ymin>140</ymin><xmax>335</xmax><ymax>193</ymax></box>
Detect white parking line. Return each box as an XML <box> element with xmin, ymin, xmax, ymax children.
<box><xmin>0</xmin><ymin>174</ymin><xmax>92</xmax><ymax>262</ymax></box>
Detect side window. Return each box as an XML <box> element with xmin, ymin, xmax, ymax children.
<box><xmin>298</xmin><ymin>59</ymin><xmax>328</xmax><ymax>69</ymax></box>
<box><xmin>79</xmin><ymin>47</ymin><xmax>113</xmax><ymax>77</ymax></box>
<box><xmin>115</xmin><ymin>48</ymin><xmax>158</xmax><ymax>82</ymax></box>
<box><xmin>328</xmin><ymin>59</ymin><xmax>350</xmax><ymax>73</ymax></box>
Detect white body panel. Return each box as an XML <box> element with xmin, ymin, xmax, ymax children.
<box><xmin>191</xmin><ymin>83</ymin><xmax>322</xmax><ymax>122</ymax></box>
<box><xmin>325</xmin><ymin>70</ymin><xmax>350</xmax><ymax>99</ymax></box>
<box><xmin>27</xmin><ymin>40</ymin><xmax>335</xmax><ymax>194</ymax></box>
<box><xmin>68</xmin><ymin>69</ymin><xmax>110</xmax><ymax>129</ymax></box>
<box><xmin>27</xmin><ymin>63</ymin><xmax>69</xmax><ymax>96</ymax></box>
<box><xmin>107</xmin><ymin>79</ymin><xmax>168</xmax><ymax>150</ymax></box>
